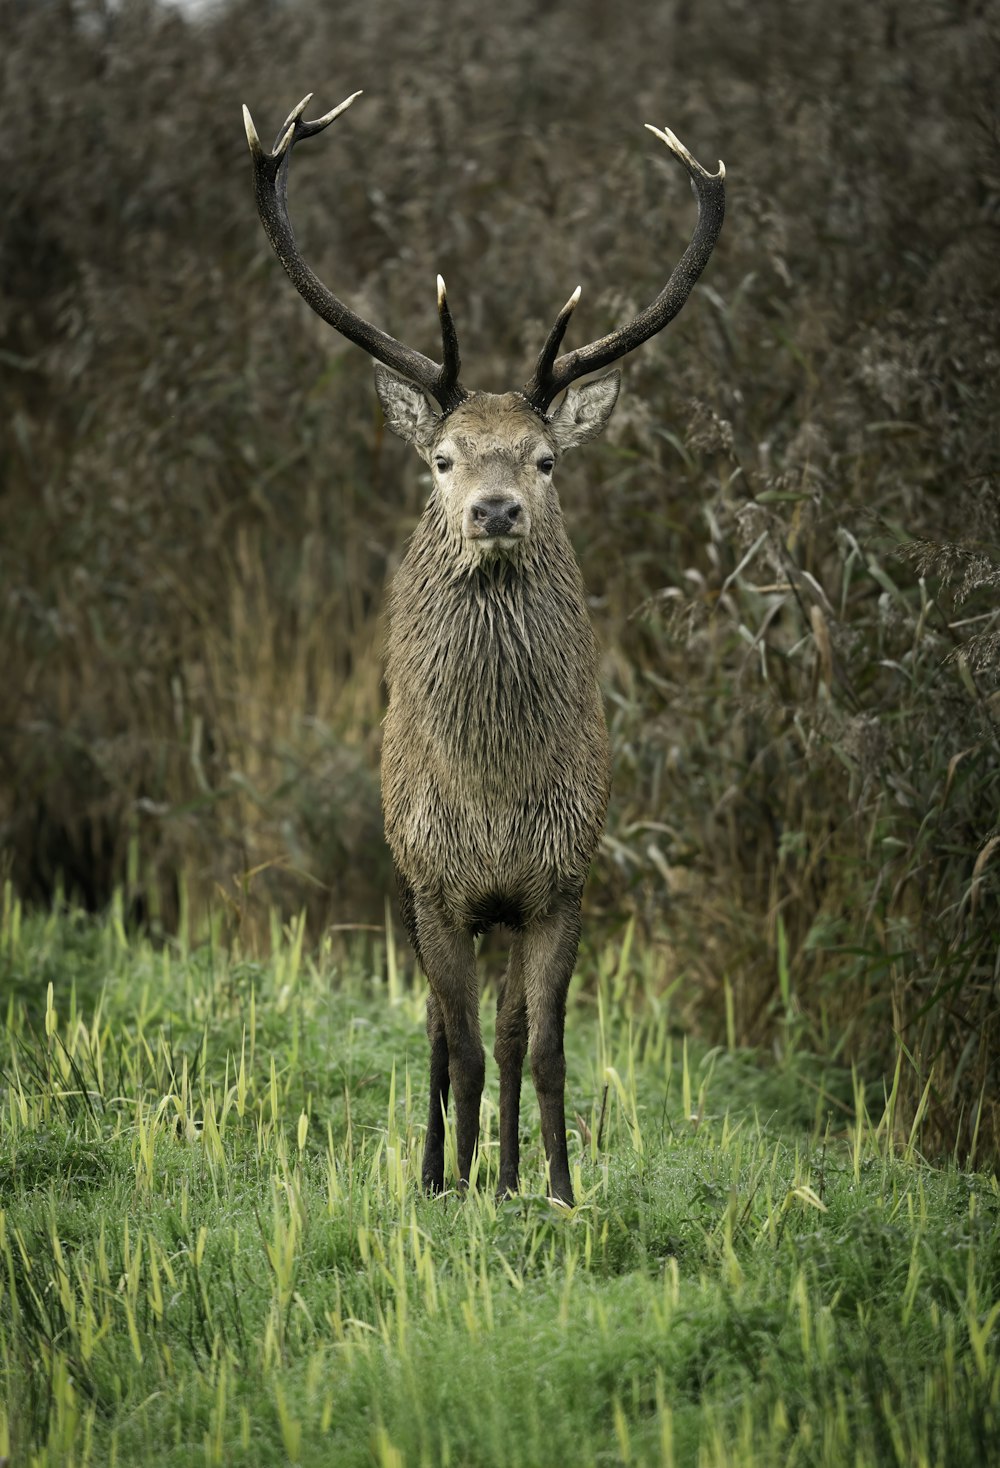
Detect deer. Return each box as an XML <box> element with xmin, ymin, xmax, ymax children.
<box><xmin>243</xmin><ymin>91</ymin><xmax>725</xmax><ymax>1204</ymax></box>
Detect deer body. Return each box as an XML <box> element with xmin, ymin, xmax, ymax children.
<box><xmin>381</xmin><ymin>393</ymin><xmax>611</xmax><ymax>930</ymax></box>
<box><xmin>243</xmin><ymin>91</ymin><xmax>725</xmax><ymax>1202</ymax></box>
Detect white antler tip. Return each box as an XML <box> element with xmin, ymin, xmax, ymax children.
<box><xmin>646</xmin><ymin>122</ymin><xmax>724</xmax><ymax>180</ymax></box>
<box><xmin>314</xmin><ymin>90</ymin><xmax>365</xmax><ymax>128</ymax></box>
<box><xmin>569</xmin><ymin>285</ymin><xmax>582</xmax><ymax>305</ymax></box>
<box><xmin>276</xmin><ymin>121</ymin><xmax>296</xmax><ymax>157</ymax></box>
<box><xmin>647</xmin><ymin>122</ymin><xmax>686</xmax><ymax>154</ymax></box>
<box><xmin>242</xmin><ymin>104</ymin><xmax>262</xmax><ymax>154</ymax></box>
<box><xmin>437</xmin><ymin>273</ymin><xmax>447</xmax><ymax>304</ymax></box>
<box><xmin>277</xmin><ymin>93</ymin><xmax>314</xmax><ymax>139</ymax></box>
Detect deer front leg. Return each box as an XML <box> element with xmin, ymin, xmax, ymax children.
<box><xmin>494</xmin><ymin>941</ymin><xmax>527</xmax><ymax>1198</ymax></box>
<box><xmin>415</xmin><ymin>904</ymin><xmax>483</xmax><ymax>1191</ymax></box>
<box><xmin>395</xmin><ymin>872</ymin><xmax>454</xmax><ymax>1191</ymax></box>
<box><xmin>523</xmin><ymin>893</ymin><xmax>583</xmax><ymax>1205</ymax></box>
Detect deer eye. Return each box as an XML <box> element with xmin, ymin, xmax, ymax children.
<box><xmin>538</xmin><ymin>455</ymin><xmax>555</xmax><ymax>475</ymax></box>
<box><xmin>434</xmin><ymin>456</ymin><xmax>453</xmax><ymax>473</ymax></box>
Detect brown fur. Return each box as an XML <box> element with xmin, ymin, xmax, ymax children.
<box><xmin>378</xmin><ymin>379</ymin><xmax>619</xmax><ymax>1203</ymax></box>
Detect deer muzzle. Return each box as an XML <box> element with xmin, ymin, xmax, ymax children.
<box><xmin>463</xmin><ymin>496</ymin><xmax>528</xmax><ymax>542</ymax></box>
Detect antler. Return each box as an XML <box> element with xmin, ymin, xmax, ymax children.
<box><xmin>243</xmin><ymin>93</ymin><xmax>468</xmax><ymax>414</ymax></box>
<box><xmin>522</xmin><ymin>125</ymin><xmax>726</xmax><ymax>414</ymax></box>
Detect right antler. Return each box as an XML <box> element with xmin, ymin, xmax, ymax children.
<box><xmin>521</xmin><ymin>125</ymin><xmax>726</xmax><ymax>415</ymax></box>
<box><xmin>243</xmin><ymin>93</ymin><xmax>469</xmax><ymax>415</ymax></box>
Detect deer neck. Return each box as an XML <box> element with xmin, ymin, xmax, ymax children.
<box><xmin>387</xmin><ymin>500</ymin><xmax>599</xmax><ymax>766</ymax></box>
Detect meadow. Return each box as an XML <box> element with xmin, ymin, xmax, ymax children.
<box><xmin>1</xmin><ymin>892</ymin><xmax>997</xmax><ymax>1466</ymax></box>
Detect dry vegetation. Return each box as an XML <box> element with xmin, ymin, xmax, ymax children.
<box><xmin>2</xmin><ymin>0</ymin><xmax>998</xmax><ymax>1157</ymax></box>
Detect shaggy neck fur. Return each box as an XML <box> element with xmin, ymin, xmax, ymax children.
<box><xmin>386</xmin><ymin>489</ymin><xmax>599</xmax><ymax>787</ymax></box>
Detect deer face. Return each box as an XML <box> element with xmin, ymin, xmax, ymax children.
<box><xmin>374</xmin><ymin>368</ymin><xmax>620</xmax><ymax>559</ymax></box>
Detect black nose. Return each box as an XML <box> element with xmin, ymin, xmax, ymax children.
<box><xmin>470</xmin><ymin>497</ymin><xmax>522</xmax><ymax>537</ymax></box>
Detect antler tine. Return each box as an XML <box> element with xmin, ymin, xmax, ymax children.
<box><xmin>243</xmin><ymin>92</ymin><xmax>468</xmax><ymax>414</ymax></box>
<box><xmin>274</xmin><ymin>92</ymin><xmax>364</xmax><ymax>153</ymax></box>
<box><xmin>525</xmin><ymin>286</ymin><xmax>581</xmax><ymax>410</ymax></box>
<box><xmin>643</xmin><ymin>123</ymin><xmax>726</xmax><ymax>184</ymax></box>
<box><xmin>522</xmin><ymin>123</ymin><xmax>726</xmax><ymax>414</ymax></box>
<box><xmin>243</xmin><ymin>104</ymin><xmax>264</xmax><ymax>160</ymax></box>
<box><xmin>436</xmin><ymin>275</ymin><xmax>462</xmax><ymax>393</ymax></box>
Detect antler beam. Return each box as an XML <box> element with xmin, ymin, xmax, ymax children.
<box><xmin>243</xmin><ymin>93</ymin><xmax>468</xmax><ymax>414</ymax></box>
<box><xmin>522</xmin><ymin>125</ymin><xmax>726</xmax><ymax>414</ymax></box>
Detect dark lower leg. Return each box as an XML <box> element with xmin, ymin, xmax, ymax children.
<box><xmin>494</xmin><ymin>954</ymin><xmax>527</xmax><ymax>1197</ymax></box>
<box><xmin>531</xmin><ymin>1029</ymin><xmax>572</xmax><ymax>1203</ymax></box>
<box><xmin>422</xmin><ymin>994</ymin><xmax>450</xmax><ymax>1192</ymax></box>
<box><xmin>447</xmin><ymin>1026</ymin><xmax>486</xmax><ymax>1185</ymax></box>
<box><xmin>524</xmin><ymin>896</ymin><xmax>583</xmax><ymax>1206</ymax></box>
<box><xmin>497</xmin><ymin>1055</ymin><xmax>525</xmax><ymax>1196</ymax></box>
<box><xmin>415</xmin><ymin>905</ymin><xmax>482</xmax><ymax>1190</ymax></box>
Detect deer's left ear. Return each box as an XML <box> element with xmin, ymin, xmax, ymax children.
<box><xmin>374</xmin><ymin>364</ymin><xmax>441</xmax><ymax>449</ymax></box>
<box><xmin>549</xmin><ymin>371</ymin><xmax>621</xmax><ymax>452</ymax></box>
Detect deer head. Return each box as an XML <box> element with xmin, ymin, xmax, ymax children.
<box><xmin>242</xmin><ymin>95</ymin><xmax>726</xmax><ymax>548</ymax></box>
<box><xmin>372</xmin><ymin>374</ymin><xmax>621</xmax><ymax>562</ymax></box>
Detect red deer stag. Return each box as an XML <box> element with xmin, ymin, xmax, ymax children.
<box><xmin>243</xmin><ymin>92</ymin><xmax>725</xmax><ymax>1203</ymax></box>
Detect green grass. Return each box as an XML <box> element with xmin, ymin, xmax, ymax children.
<box><xmin>1</xmin><ymin>892</ymin><xmax>998</xmax><ymax>1466</ymax></box>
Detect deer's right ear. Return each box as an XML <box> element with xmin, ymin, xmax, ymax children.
<box><xmin>374</xmin><ymin>365</ymin><xmax>441</xmax><ymax>449</ymax></box>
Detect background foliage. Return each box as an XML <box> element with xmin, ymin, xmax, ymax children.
<box><xmin>2</xmin><ymin>0</ymin><xmax>998</xmax><ymax>1157</ymax></box>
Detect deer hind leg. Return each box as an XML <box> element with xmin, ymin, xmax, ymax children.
<box><xmin>494</xmin><ymin>940</ymin><xmax>528</xmax><ymax>1198</ymax></box>
<box><xmin>415</xmin><ymin>903</ymin><xmax>483</xmax><ymax>1191</ymax></box>
<box><xmin>522</xmin><ymin>892</ymin><xmax>583</xmax><ymax>1205</ymax></box>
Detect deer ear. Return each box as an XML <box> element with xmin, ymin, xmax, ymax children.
<box><xmin>549</xmin><ymin>371</ymin><xmax>621</xmax><ymax>451</ymax></box>
<box><xmin>374</xmin><ymin>365</ymin><xmax>441</xmax><ymax>448</ymax></box>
